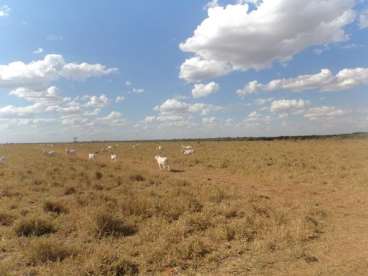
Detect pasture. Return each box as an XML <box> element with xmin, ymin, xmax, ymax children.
<box><xmin>0</xmin><ymin>138</ymin><xmax>368</xmax><ymax>275</ymax></box>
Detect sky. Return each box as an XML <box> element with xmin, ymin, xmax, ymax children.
<box><xmin>0</xmin><ymin>0</ymin><xmax>367</xmax><ymax>143</ymax></box>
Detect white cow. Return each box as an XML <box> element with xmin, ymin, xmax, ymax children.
<box><xmin>157</xmin><ymin>145</ymin><xmax>163</xmax><ymax>151</ymax></box>
<box><xmin>46</xmin><ymin>151</ymin><xmax>56</xmax><ymax>156</ymax></box>
<box><xmin>183</xmin><ymin>148</ymin><xmax>194</xmax><ymax>155</ymax></box>
<box><xmin>88</xmin><ymin>153</ymin><xmax>96</xmax><ymax>160</ymax></box>
<box><xmin>154</xmin><ymin>155</ymin><xmax>170</xmax><ymax>171</ymax></box>
<box><xmin>65</xmin><ymin>148</ymin><xmax>77</xmax><ymax>156</ymax></box>
<box><xmin>111</xmin><ymin>154</ymin><xmax>118</xmax><ymax>161</ymax></box>
<box><xmin>0</xmin><ymin>156</ymin><xmax>6</xmax><ymax>164</ymax></box>
<box><xmin>181</xmin><ymin>145</ymin><xmax>193</xmax><ymax>150</ymax></box>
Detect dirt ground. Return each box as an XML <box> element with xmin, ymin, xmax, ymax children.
<box><xmin>0</xmin><ymin>138</ymin><xmax>367</xmax><ymax>275</ymax></box>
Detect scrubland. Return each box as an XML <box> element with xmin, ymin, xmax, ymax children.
<box><xmin>0</xmin><ymin>138</ymin><xmax>367</xmax><ymax>275</ymax></box>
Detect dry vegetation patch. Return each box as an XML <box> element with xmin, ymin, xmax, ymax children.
<box><xmin>94</xmin><ymin>211</ymin><xmax>137</xmax><ymax>238</ymax></box>
<box><xmin>0</xmin><ymin>139</ymin><xmax>366</xmax><ymax>274</ymax></box>
<box><xmin>15</xmin><ymin>218</ymin><xmax>56</xmax><ymax>237</ymax></box>
<box><xmin>27</xmin><ymin>239</ymin><xmax>76</xmax><ymax>265</ymax></box>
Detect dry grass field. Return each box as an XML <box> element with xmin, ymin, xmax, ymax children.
<box><xmin>0</xmin><ymin>137</ymin><xmax>368</xmax><ymax>275</ymax></box>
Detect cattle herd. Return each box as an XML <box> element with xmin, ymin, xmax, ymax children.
<box><xmin>0</xmin><ymin>144</ymin><xmax>195</xmax><ymax>172</ymax></box>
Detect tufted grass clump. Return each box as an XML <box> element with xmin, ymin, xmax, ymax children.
<box><xmin>15</xmin><ymin>218</ymin><xmax>56</xmax><ymax>237</ymax></box>
<box><xmin>94</xmin><ymin>211</ymin><xmax>137</xmax><ymax>238</ymax></box>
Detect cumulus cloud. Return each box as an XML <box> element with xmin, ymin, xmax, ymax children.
<box><xmin>154</xmin><ymin>98</ymin><xmax>189</xmax><ymax>115</ymax></box>
<box><xmin>304</xmin><ymin>106</ymin><xmax>348</xmax><ymax>120</ymax></box>
<box><xmin>244</xmin><ymin>111</ymin><xmax>272</xmax><ymax>124</ymax></box>
<box><xmin>359</xmin><ymin>9</ymin><xmax>368</xmax><ymax>29</ymax></box>
<box><xmin>129</xmin><ymin>88</ymin><xmax>144</xmax><ymax>94</ymax></box>
<box><xmin>62</xmin><ymin>62</ymin><xmax>117</xmax><ymax>80</ymax></box>
<box><xmin>85</xmin><ymin>95</ymin><xmax>109</xmax><ymax>109</ymax></box>
<box><xmin>154</xmin><ymin>98</ymin><xmax>222</xmax><ymax>116</ymax></box>
<box><xmin>202</xmin><ymin>116</ymin><xmax>217</xmax><ymax>125</ymax></box>
<box><xmin>204</xmin><ymin>0</ymin><xmax>219</xmax><ymax>10</ymax></box>
<box><xmin>115</xmin><ymin>96</ymin><xmax>125</xmax><ymax>103</ymax></box>
<box><xmin>148</xmin><ymin>98</ymin><xmax>223</xmax><ymax>127</ymax></box>
<box><xmin>0</xmin><ymin>5</ymin><xmax>10</xmax><ymax>17</ymax></box>
<box><xmin>33</xmin><ymin>48</ymin><xmax>44</xmax><ymax>54</ymax></box>
<box><xmin>192</xmin><ymin>82</ymin><xmax>219</xmax><ymax>98</ymax></box>
<box><xmin>270</xmin><ymin>99</ymin><xmax>310</xmax><ymax>114</ymax></box>
<box><xmin>268</xmin><ymin>98</ymin><xmax>349</xmax><ymax>121</ymax></box>
<box><xmin>179</xmin><ymin>57</ymin><xmax>231</xmax><ymax>83</ymax></box>
<box><xmin>9</xmin><ymin>86</ymin><xmax>62</xmax><ymax>105</ymax></box>
<box><xmin>144</xmin><ymin>116</ymin><xmax>156</xmax><ymax>123</ymax></box>
<box><xmin>0</xmin><ymin>103</ymin><xmax>44</xmax><ymax>118</ymax></box>
<box><xmin>0</xmin><ymin>54</ymin><xmax>118</xmax><ymax>88</ymax></box>
<box><xmin>180</xmin><ymin>0</ymin><xmax>356</xmax><ymax>82</ymax></box>
<box><xmin>237</xmin><ymin>67</ymin><xmax>368</xmax><ymax>95</ymax></box>
<box><xmin>99</xmin><ymin>111</ymin><xmax>126</xmax><ymax>126</ymax></box>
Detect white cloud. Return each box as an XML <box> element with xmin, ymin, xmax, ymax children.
<box><xmin>115</xmin><ymin>96</ymin><xmax>125</xmax><ymax>103</ymax></box>
<box><xmin>61</xmin><ymin>62</ymin><xmax>117</xmax><ymax>80</ymax></box>
<box><xmin>192</xmin><ymin>81</ymin><xmax>219</xmax><ymax>98</ymax></box>
<box><xmin>244</xmin><ymin>111</ymin><xmax>272</xmax><ymax>124</ymax></box>
<box><xmin>179</xmin><ymin>57</ymin><xmax>231</xmax><ymax>83</ymax></box>
<box><xmin>0</xmin><ymin>54</ymin><xmax>118</xmax><ymax>88</ymax></box>
<box><xmin>7</xmin><ymin>87</ymin><xmax>112</xmax><ymax>118</ymax></box>
<box><xmin>9</xmin><ymin>86</ymin><xmax>61</xmax><ymax>105</ymax></box>
<box><xmin>99</xmin><ymin>111</ymin><xmax>126</xmax><ymax>126</ymax></box>
<box><xmin>188</xmin><ymin>103</ymin><xmax>223</xmax><ymax>115</ymax></box>
<box><xmin>270</xmin><ymin>99</ymin><xmax>310</xmax><ymax>113</ymax></box>
<box><xmin>0</xmin><ymin>103</ymin><xmax>44</xmax><ymax>118</ymax></box>
<box><xmin>144</xmin><ymin>116</ymin><xmax>156</xmax><ymax>123</ymax></box>
<box><xmin>0</xmin><ymin>5</ymin><xmax>10</xmax><ymax>17</ymax></box>
<box><xmin>304</xmin><ymin>106</ymin><xmax>348</xmax><ymax>120</ymax></box>
<box><xmin>154</xmin><ymin>98</ymin><xmax>189</xmax><ymax>115</ymax></box>
<box><xmin>130</xmin><ymin>88</ymin><xmax>144</xmax><ymax>94</ymax></box>
<box><xmin>254</xmin><ymin>97</ymin><xmax>273</xmax><ymax>106</ymax></box>
<box><xmin>33</xmin><ymin>48</ymin><xmax>44</xmax><ymax>54</ymax></box>
<box><xmin>125</xmin><ymin>81</ymin><xmax>132</xmax><ymax>86</ymax></box>
<box><xmin>0</xmin><ymin>118</ymin><xmax>57</xmax><ymax>128</ymax></box>
<box><xmin>204</xmin><ymin>0</ymin><xmax>219</xmax><ymax>10</ymax></box>
<box><xmin>359</xmin><ymin>9</ymin><xmax>368</xmax><ymax>29</ymax></box>
<box><xmin>150</xmin><ymin>98</ymin><xmax>223</xmax><ymax>127</ymax></box>
<box><xmin>180</xmin><ymin>0</ymin><xmax>355</xmax><ymax>81</ymax></box>
<box><xmin>237</xmin><ymin>67</ymin><xmax>368</xmax><ymax>95</ymax></box>
<box><xmin>202</xmin><ymin>116</ymin><xmax>217</xmax><ymax>125</ymax></box>
<box><xmin>85</xmin><ymin>95</ymin><xmax>109</xmax><ymax>109</ymax></box>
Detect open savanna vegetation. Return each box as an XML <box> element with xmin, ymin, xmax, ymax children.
<box><xmin>0</xmin><ymin>137</ymin><xmax>368</xmax><ymax>275</ymax></box>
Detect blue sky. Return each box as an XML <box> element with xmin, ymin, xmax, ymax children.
<box><xmin>0</xmin><ymin>0</ymin><xmax>367</xmax><ymax>142</ymax></box>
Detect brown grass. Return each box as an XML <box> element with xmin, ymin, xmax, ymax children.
<box><xmin>0</xmin><ymin>138</ymin><xmax>367</xmax><ymax>274</ymax></box>
<box><xmin>94</xmin><ymin>211</ymin><xmax>137</xmax><ymax>238</ymax></box>
<box><xmin>27</xmin><ymin>239</ymin><xmax>75</xmax><ymax>264</ymax></box>
<box><xmin>0</xmin><ymin>212</ymin><xmax>15</xmax><ymax>226</ymax></box>
<box><xmin>15</xmin><ymin>218</ymin><xmax>56</xmax><ymax>237</ymax></box>
<box><xmin>43</xmin><ymin>200</ymin><xmax>68</xmax><ymax>215</ymax></box>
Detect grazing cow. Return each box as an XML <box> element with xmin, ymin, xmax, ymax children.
<box><xmin>106</xmin><ymin>146</ymin><xmax>113</xmax><ymax>151</ymax></box>
<box><xmin>46</xmin><ymin>151</ymin><xmax>56</xmax><ymax>156</ymax></box>
<box><xmin>183</xmin><ymin>148</ymin><xmax>194</xmax><ymax>155</ymax></box>
<box><xmin>181</xmin><ymin>145</ymin><xmax>193</xmax><ymax>150</ymax></box>
<box><xmin>154</xmin><ymin>155</ymin><xmax>170</xmax><ymax>171</ymax></box>
<box><xmin>88</xmin><ymin>153</ymin><xmax>96</xmax><ymax>160</ymax></box>
<box><xmin>65</xmin><ymin>148</ymin><xmax>77</xmax><ymax>156</ymax></box>
<box><xmin>111</xmin><ymin>154</ymin><xmax>118</xmax><ymax>161</ymax></box>
<box><xmin>0</xmin><ymin>156</ymin><xmax>6</xmax><ymax>164</ymax></box>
